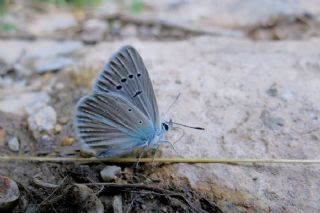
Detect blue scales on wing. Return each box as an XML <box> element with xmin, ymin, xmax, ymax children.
<box><xmin>75</xmin><ymin>93</ymin><xmax>155</xmax><ymax>156</ymax></box>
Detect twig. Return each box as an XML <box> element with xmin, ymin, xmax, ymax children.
<box><xmin>0</xmin><ymin>156</ymin><xmax>320</xmax><ymax>164</ymax></box>
<box><xmin>85</xmin><ymin>183</ymin><xmax>205</xmax><ymax>213</ymax></box>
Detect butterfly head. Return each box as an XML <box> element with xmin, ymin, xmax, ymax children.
<box><xmin>161</xmin><ymin>119</ymin><xmax>173</xmax><ymax>133</ymax></box>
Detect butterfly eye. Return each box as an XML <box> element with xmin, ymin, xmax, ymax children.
<box><xmin>162</xmin><ymin>123</ymin><xmax>169</xmax><ymax>131</ymax></box>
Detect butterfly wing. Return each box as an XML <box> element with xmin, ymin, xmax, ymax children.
<box><xmin>93</xmin><ymin>45</ymin><xmax>160</xmax><ymax>132</ymax></box>
<box><xmin>74</xmin><ymin>92</ymin><xmax>155</xmax><ymax>157</ymax></box>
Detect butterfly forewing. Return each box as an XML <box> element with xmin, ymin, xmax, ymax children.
<box><xmin>75</xmin><ymin>93</ymin><xmax>155</xmax><ymax>156</ymax></box>
<box><xmin>93</xmin><ymin>45</ymin><xmax>160</xmax><ymax>132</ymax></box>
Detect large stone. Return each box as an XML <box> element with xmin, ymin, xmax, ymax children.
<box><xmin>142</xmin><ymin>0</ymin><xmax>320</xmax><ymax>29</ymax></box>
<box><xmin>0</xmin><ymin>92</ymin><xmax>50</xmax><ymax>116</ymax></box>
<box><xmin>78</xmin><ymin>37</ymin><xmax>320</xmax><ymax>212</ymax></box>
<box><xmin>0</xmin><ymin>176</ymin><xmax>20</xmax><ymax>212</ymax></box>
<box><xmin>27</xmin><ymin>12</ymin><xmax>77</xmax><ymax>36</ymax></box>
<box><xmin>81</xmin><ymin>19</ymin><xmax>108</xmax><ymax>44</ymax></box>
<box><xmin>34</xmin><ymin>57</ymin><xmax>74</xmax><ymax>73</ymax></box>
<box><xmin>26</xmin><ymin>40</ymin><xmax>83</xmax><ymax>60</ymax></box>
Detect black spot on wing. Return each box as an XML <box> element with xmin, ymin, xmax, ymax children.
<box><xmin>133</xmin><ymin>91</ymin><xmax>142</xmax><ymax>97</ymax></box>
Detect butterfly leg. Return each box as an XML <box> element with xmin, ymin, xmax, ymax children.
<box><xmin>134</xmin><ymin>144</ymin><xmax>148</xmax><ymax>169</ymax></box>
<box><xmin>159</xmin><ymin>140</ymin><xmax>183</xmax><ymax>157</ymax></box>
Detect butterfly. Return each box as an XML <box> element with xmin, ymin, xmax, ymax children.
<box><xmin>74</xmin><ymin>45</ymin><xmax>174</xmax><ymax>157</ymax></box>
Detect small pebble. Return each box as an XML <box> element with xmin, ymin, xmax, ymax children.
<box><xmin>66</xmin><ymin>184</ymin><xmax>104</xmax><ymax>213</ymax></box>
<box><xmin>8</xmin><ymin>137</ymin><xmax>19</xmax><ymax>152</ymax></box>
<box><xmin>58</xmin><ymin>116</ymin><xmax>69</xmax><ymax>124</ymax></box>
<box><xmin>54</xmin><ymin>124</ymin><xmax>62</xmax><ymax>134</ymax></box>
<box><xmin>0</xmin><ymin>176</ymin><xmax>20</xmax><ymax>212</ymax></box>
<box><xmin>112</xmin><ymin>196</ymin><xmax>123</xmax><ymax>213</ymax></box>
<box><xmin>62</xmin><ymin>137</ymin><xmax>75</xmax><ymax>146</ymax></box>
<box><xmin>28</xmin><ymin>105</ymin><xmax>57</xmax><ymax>138</ymax></box>
<box><xmin>100</xmin><ymin>166</ymin><xmax>121</xmax><ymax>182</ymax></box>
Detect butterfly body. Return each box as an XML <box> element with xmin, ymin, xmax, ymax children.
<box><xmin>74</xmin><ymin>45</ymin><xmax>171</xmax><ymax>157</ymax></box>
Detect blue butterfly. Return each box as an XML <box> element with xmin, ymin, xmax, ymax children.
<box><xmin>74</xmin><ymin>45</ymin><xmax>173</xmax><ymax>157</ymax></box>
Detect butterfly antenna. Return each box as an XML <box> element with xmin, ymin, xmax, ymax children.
<box><xmin>172</xmin><ymin>122</ymin><xmax>205</xmax><ymax>130</ymax></box>
<box><xmin>165</xmin><ymin>93</ymin><xmax>181</xmax><ymax>114</ymax></box>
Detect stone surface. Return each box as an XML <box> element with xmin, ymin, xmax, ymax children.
<box><xmin>0</xmin><ymin>92</ymin><xmax>50</xmax><ymax>116</ymax></box>
<box><xmin>78</xmin><ymin>37</ymin><xmax>320</xmax><ymax>212</ymax></box>
<box><xmin>8</xmin><ymin>137</ymin><xmax>19</xmax><ymax>152</ymax></box>
<box><xmin>65</xmin><ymin>184</ymin><xmax>104</xmax><ymax>213</ymax></box>
<box><xmin>26</xmin><ymin>40</ymin><xmax>83</xmax><ymax>60</ymax></box>
<box><xmin>27</xmin><ymin>12</ymin><xmax>77</xmax><ymax>36</ymax></box>
<box><xmin>81</xmin><ymin>19</ymin><xmax>108</xmax><ymax>44</ymax></box>
<box><xmin>28</xmin><ymin>106</ymin><xmax>57</xmax><ymax>137</ymax></box>
<box><xmin>100</xmin><ymin>166</ymin><xmax>121</xmax><ymax>182</ymax></box>
<box><xmin>34</xmin><ymin>57</ymin><xmax>74</xmax><ymax>73</ymax></box>
<box><xmin>142</xmin><ymin>0</ymin><xmax>320</xmax><ymax>29</ymax></box>
<box><xmin>0</xmin><ymin>176</ymin><xmax>20</xmax><ymax>212</ymax></box>
<box><xmin>112</xmin><ymin>196</ymin><xmax>123</xmax><ymax>213</ymax></box>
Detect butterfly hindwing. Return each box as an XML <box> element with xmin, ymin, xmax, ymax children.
<box><xmin>93</xmin><ymin>45</ymin><xmax>160</xmax><ymax>132</ymax></box>
<box><xmin>74</xmin><ymin>93</ymin><xmax>155</xmax><ymax>156</ymax></box>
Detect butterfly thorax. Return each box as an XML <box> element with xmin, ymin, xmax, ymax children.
<box><xmin>148</xmin><ymin>121</ymin><xmax>172</xmax><ymax>147</ymax></box>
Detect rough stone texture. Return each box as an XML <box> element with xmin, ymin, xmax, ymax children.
<box><xmin>0</xmin><ymin>92</ymin><xmax>50</xmax><ymax>116</ymax></box>
<box><xmin>143</xmin><ymin>0</ymin><xmax>320</xmax><ymax>28</ymax></box>
<box><xmin>26</xmin><ymin>12</ymin><xmax>77</xmax><ymax>36</ymax></box>
<box><xmin>81</xmin><ymin>19</ymin><xmax>108</xmax><ymax>44</ymax></box>
<box><xmin>112</xmin><ymin>196</ymin><xmax>123</xmax><ymax>213</ymax></box>
<box><xmin>34</xmin><ymin>57</ymin><xmax>74</xmax><ymax>73</ymax></box>
<box><xmin>65</xmin><ymin>184</ymin><xmax>104</xmax><ymax>213</ymax></box>
<box><xmin>0</xmin><ymin>176</ymin><xmax>20</xmax><ymax>212</ymax></box>
<box><xmin>78</xmin><ymin>37</ymin><xmax>320</xmax><ymax>212</ymax></box>
<box><xmin>28</xmin><ymin>106</ymin><xmax>57</xmax><ymax>138</ymax></box>
<box><xmin>100</xmin><ymin>166</ymin><xmax>121</xmax><ymax>182</ymax></box>
<box><xmin>8</xmin><ymin>137</ymin><xmax>19</xmax><ymax>152</ymax></box>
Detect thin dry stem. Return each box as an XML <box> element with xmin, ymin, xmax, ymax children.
<box><xmin>0</xmin><ymin>156</ymin><xmax>320</xmax><ymax>164</ymax></box>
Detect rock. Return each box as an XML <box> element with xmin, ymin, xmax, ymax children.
<box><xmin>27</xmin><ymin>13</ymin><xmax>77</xmax><ymax>36</ymax></box>
<box><xmin>0</xmin><ymin>40</ymin><xmax>28</xmax><ymax>65</ymax></box>
<box><xmin>25</xmin><ymin>100</ymin><xmax>48</xmax><ymax>116</ymax></box>
<box><xmin>92</xmin><ymin>1</ymin><xmax>120</xmax><ymax>18</ymax></box>
<box><xmin>79</xmin><ymin>37</ymin><xmax>320</xmax><ymax>212</ymax></box>
<box><xmin>28</xmin><ymin>106</ymin><xmax>57</xmax><ymax>137</ymax></box>
<box><xmin>26</xmin><ymin>40</ymin><xmax>83</xmax><ymax>60</ymax></box>
<box><xmin>34</xmin><ymin>57</ymin><xmax>74</xmax><ymax>73</ymax></box>
<box><xmin>65</xmin><ymin>184</ymin><xmax>104</xmax><ymax>213</ymax></box>
<box><xmin>0</xmin><ymin>176</ymin><xmax>20</xmax><ymax>212</ymax></box>
<box><xmin>61</xmin><ymin>137</ymin><xmax>75</xmax><ymax>146</ymax></box>
<box><xmin>58</xmin><ymin>116</ymin><xmax>69</xmax><ymax>124</ymax></box>
<box><xmin>0</xmin><ymin>92</ymin><xmax>50</xmax><ymax>116</ymax></box>
<box><xmin>53</xmin><ymin>124</ymin><xmax>62</xmax><ymax>134</ymax></box>
<box><xmin>8</xmin><ymin>137</ymin><xmax>19</xmax><ymax>152</ymax></box>
<box><xmin>81</xmin><ymin>19</ymin><xmax>108</xmax><ymax>44</ymax></box>
<box><xmin>122</xmin><ymin>24</ymin><xmax>138</xmax><ymax>38</ymax></box>
<box><xmin>112</xmin><ymin>196</ymin><xmax>123</xmax><ymax>213</ymax></box>
<box><xmin>141</xmin><ymin>0</ymin><xmax>320</xmax><ymax>30</ymax></box>
<box><xmin>100</xmin><ymin>166</ymin><xmax>121</xmax><ymax>182</ymax></box>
